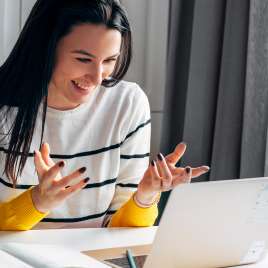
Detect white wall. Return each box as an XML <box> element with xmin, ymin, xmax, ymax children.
<box><xmin>0</xmin><ymin>1</ymin><xmax>5</xmax><ymax>63</ymax></box>
<box><xmin>0</xmin><ymin>0</ymin><xmax>22</xmax><ymax>65</ymax></box>
<box><xmin>0</xmin><ymin>0</ymin><xmax>169</xmax><ymax>157</ymax></box>
<box><xmin>122</xmin><ymin>0</ymin><xmax>169</xmax><ymax>157</ymax></box>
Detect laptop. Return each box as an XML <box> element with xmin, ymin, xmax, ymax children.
<box><xmin>143</xmin><ymin>177</ymin><xmax>268</xmax><ymax>268</ymax></box>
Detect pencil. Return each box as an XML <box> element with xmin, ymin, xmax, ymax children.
<box><xmin>126</xmin><ymin>249</ymin><xmax>137</xmax><ymax>268</ymax></box>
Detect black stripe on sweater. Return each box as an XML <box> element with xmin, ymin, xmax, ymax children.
<box><xmin>0</xmin><ymin>143</ymin><xmax>121</xmax><ymax>159</ymax></box>
<box><xmin>106</xmin><ymin>210</ymin><xmax>116</xmax><ymax>215</ymax></box>
<box><xmin>116</xmin><ymin>183</ymin><xmax>138</xmax><ymax>188</ymax></box>
<box><xmin>0</xmin><ymin>177</ymin><xmax>116</xmax><ymax>190</ymax></box>
<box><xmin>0</xmin><ymin>177</ymin><xmax>30</xmax><ymax>189</ymax></box>
<box><xmin>83</xmin><ymin>178</ymin><xmax>116</xmax><ymax>188</ymax></box>
<box><xmin>120</xmin><ymin>153</ymin><xmax>149</xmax><ymax>159</ymax></box>
<box><xmin>123</xmin><ymin>119</ymin><xmax>151</xmax><ymax>142</ymax></box>
<box><xmin>41</xmin><ymin>208</ymin><xmax>110</xmax><ymax>223</ymax></box>
<box><xmin>0</xmin><ymin>119</ymin><xmax>151</xmax><ymax>159</ymax></box>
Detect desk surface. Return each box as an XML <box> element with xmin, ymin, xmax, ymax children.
<box><xmin>0</xmin><ymin>227</ymin><xmax>157</xmax><ymax>252</ymax></box>
<box><xmin>0</xmin><ymin>227</ymin><xmax>268</xmax><ymax>268</ymax></box>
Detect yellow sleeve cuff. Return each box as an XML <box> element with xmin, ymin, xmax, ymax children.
<box><xmin>0</xmin><ymin>187</ymin><xmax>49</xmax><ymax>231</ymax></box>
<box><xmin>109</xmin><ymin>193</ymin><xmax>159</xmax><ymax>227</ymax></box>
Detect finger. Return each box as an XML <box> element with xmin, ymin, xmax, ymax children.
<box><xmin>184</xmin><ymin>166</ymin><xmax>192</xmax><ymax>183</ymax></box>
<box><xmin>42</xmin><ymin>161</ymin><xmax>65</xmax><ymax>188</ymax></box>
<box><xmin>157</xmin><ymin>153</ymin><xmax>173</xmax><ymax>189</ymax></box>
<box><xmin>34</xmin><ymin>150</ymin><xmax>48</xmax><ymax>178</ymax></box>
<box><xmin>165</xmin><ymin>142</ymin><xmax>187</xmax><ymax>166</ymax></box>
<box><xmin>150</xmin><ymin>160</ymin><xmax>161</xmax><ymax>179</ymax></box>
<box><xmin>58</xmin><ymin>177</ymin><xmax>90</xmax><ymax>199</ymax></box>
<box><xmin>41</xmin><ymin>143</ymin><xmax>55</xmax><ymax>167</ymax></box>
<box><xmin>149</xmin><ymin>160</ymin><xmax>162</xmax><ymax>188</ymax></box>
<box><xmin>166</xmin><ymin>164</ymin><xmax>184</xmax><ymax>176</ymax></box>
<box><xmin>192</xmin><ymin>166</ymin><xmax>210</xmax><ymax>178</ymax></box>
<box><xmin>172</xmin><ymin>166</ymin><xmax>192</xmax><ymax>187</ymax></box>
<box><xmin>51</xmin><ymin>167</ymin><xmax>87</xmax><ymax>193</ymax></box>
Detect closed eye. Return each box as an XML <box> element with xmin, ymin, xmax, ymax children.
<box><xmin>76</xmin><ymin>58</ymin><xmax>91</xmax><ymax>63</ymax></box>
<box><xmin>76</xmin><ymin>58</ymin><xmax>117</xmax><ymax>64</ymax></box>
<box><xmin>104</xmin><ymin>58</ymin><xmax>117</xmax><ymax>63</ymax></box>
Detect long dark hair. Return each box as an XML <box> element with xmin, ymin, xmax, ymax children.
<box><xmin>0</xmin><ymin>0</ymin><xmax>132</xmax><ymax>186</ymax></box>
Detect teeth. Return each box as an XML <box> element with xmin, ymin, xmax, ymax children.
<box><xmin>73</xmin><ymin>80</ymin><xmax>91</xmax><ymax>90</ymax></box>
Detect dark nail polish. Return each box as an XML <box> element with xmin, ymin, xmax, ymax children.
<box><xmin>151</xmin><ymin>160</ymin><xmax>155</xmax><ymax>166</ymax></box>
<box><xmin>79</xmin><ymin>167</ymin><xmax>87</xmax><ymax>173</ymax></box>
<box><xmin>84</xmin><ymin>177</ymin><xmax>90</xmax><ymax>183</ymax></box>
<box><xmin>186</xmin><ymin>167</ymin><xmax>191</xmax><ymax>174</ymax></box>
<box><xmin>65</xmin><ymin>185</ymin><xmax>70</xmax><ymax>189</ymax></box>
<box><xmin>58</xmin><ymin>161</ymin><xmax>65</xmax><ymax>168</ymax></box>
<box><xmin>157</xmin><ymin>153</ymin><xmax>164</xmax><ymax>161</ymax></box>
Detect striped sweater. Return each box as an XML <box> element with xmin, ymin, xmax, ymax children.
<box><xmin>0</xmin><ymin>81</ymin><xmax>157</xmax><ymax>229</ymax></box>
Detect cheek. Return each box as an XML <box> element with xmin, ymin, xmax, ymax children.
<box><xmin>103</xmin><ymin>63</ymin><xmax>117</xmax><ymax>78</ymax></box>
<box><xmin>52</xmin><ymin>59</ymin><xmax>87</xmax><ymax>82</ymax></box>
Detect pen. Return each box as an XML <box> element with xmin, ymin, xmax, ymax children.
<box><xmin>126</xmin><ymin>249</ymin><xmax>137</xmax><ymax>268</ymax></box>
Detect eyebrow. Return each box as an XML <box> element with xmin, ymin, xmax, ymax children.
<box><xmin>71</xmin><ymin>49</ymin><xmax>120</xmax><ymax>58</ymax></box>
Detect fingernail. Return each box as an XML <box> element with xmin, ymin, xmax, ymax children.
<box><xmin>58</xmin><ymin>161</ymin><xmax>65</xmax><ymax>168</ymax></box>
<box><xmin>186</xmin><ymin>167</ymin><xmax>191</xmax><ymax>174</ymax></box>
<box><xmin>151</xmin><ymin>160</ymin><xmax>155</xmax><ymax>166</ymax></box>
<box><xmin>202</xmin><ymin>166</ymin><xmax>210</xmax><ymax>171</ymax></box>
<box><xmin>65</xmin><ymin>185</ymin><xmax>70</xmax><ymax>189</ymax></box>
<box><xmin>157</xmin><ymin>153</ymin><xmax>164</xmax><ymax>161</ymax></box>
<box><xmin>180</xmin><ymin>142</ymin><xmax>187</xmax><ymax>146</ymax></box>
<box><xmin>79</xmin><ymin>167</ymin><xmax>87</xmax><ymax>173</ymax></box>
<box><xmin>84</xmin><ymin>177</ymin><xmax>90</xmax><ymax>183</ymax></box>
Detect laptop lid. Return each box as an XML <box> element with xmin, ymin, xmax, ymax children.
<box><xmin>144</xmin><ymin>177</ymin><xmax>268</xmax><ymax>268</ymax></box>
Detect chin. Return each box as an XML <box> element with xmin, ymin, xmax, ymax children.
<box><xmin>71</xmin><ymin>93</ymin><xmax>92</xmax><ymax>106</ymax></box>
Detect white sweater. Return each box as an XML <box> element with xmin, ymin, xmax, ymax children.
<box><xmin>0</xmin><ymin>81</ymin><xmax>151</xmax><ymax>229</ymax></box>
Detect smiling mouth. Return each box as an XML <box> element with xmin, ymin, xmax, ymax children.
<box><xmin>71</xmin><ymin>80</ymin><xmax>93</xmax><ymax>91</ymax></box>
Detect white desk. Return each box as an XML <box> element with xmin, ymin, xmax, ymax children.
<box><xmin>0</xmin><ymin>227</ymin><xmax>156</xmax><ymax>252</ymax></box>
<box><xmin>0</xmin><ymin>227</ymin><xmax>268</xmax><ymax>268</ymax></box>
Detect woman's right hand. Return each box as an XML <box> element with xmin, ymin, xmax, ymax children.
<box><xmin>31</xmin><ymin>143</ymin><xmax>89</xmax><ymax>213</ymax></box>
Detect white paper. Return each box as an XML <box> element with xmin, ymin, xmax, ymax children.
<box><xmin>0</xmin><ymin>243</ymin><xmax>110</xmax><ymax>268</ymax></box>
<box><xmin>0</xmin><ymin>249</ymin><xmax>33</xmax><ymax>268</ymax></box>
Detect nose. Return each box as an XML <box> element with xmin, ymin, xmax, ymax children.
<box><xmin>88</xmin><ymin>63</ymin><xmax>104</xmax><ymax>85</ymax></box>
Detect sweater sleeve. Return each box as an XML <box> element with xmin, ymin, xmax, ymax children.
<box><xmin>104</xmin><ymin>84</ymin><xmax>158</xmax><ymax>227</ymax></box>
<box><xmin>0</xmin><ymin>187</ymin><xmax>48</xmax><ymax>231</ymax></box>
<box><xmin>108</xmin><ymin>193</ymin><xmax>158</xmax><ymax>227</ymax></box>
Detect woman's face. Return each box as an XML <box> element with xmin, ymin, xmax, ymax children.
<box><xmin>48</xmin><ymin>23</ymin><xmax>122</xmax><ymax>110</ymax></box>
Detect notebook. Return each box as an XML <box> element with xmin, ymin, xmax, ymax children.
<box><xmin>143</xmin><ymin>177</ymin><xmax>268</xmax><ymax>268</ymax></box>
<box><xmin>0</xmin><ymin>242</ymin><xmax>110</xmax><ymax>268</ymax></box>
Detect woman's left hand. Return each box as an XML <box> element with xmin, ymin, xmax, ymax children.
<box><xmin>135</xmin><ymin>142</ymin><xmax>210</xmax><ymax>206</ymax></box>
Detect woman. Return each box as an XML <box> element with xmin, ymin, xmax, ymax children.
<box><xmin>0</xmin><ymin>0</ymin><xmax>209</xmax><ymax>230</ymax></box>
